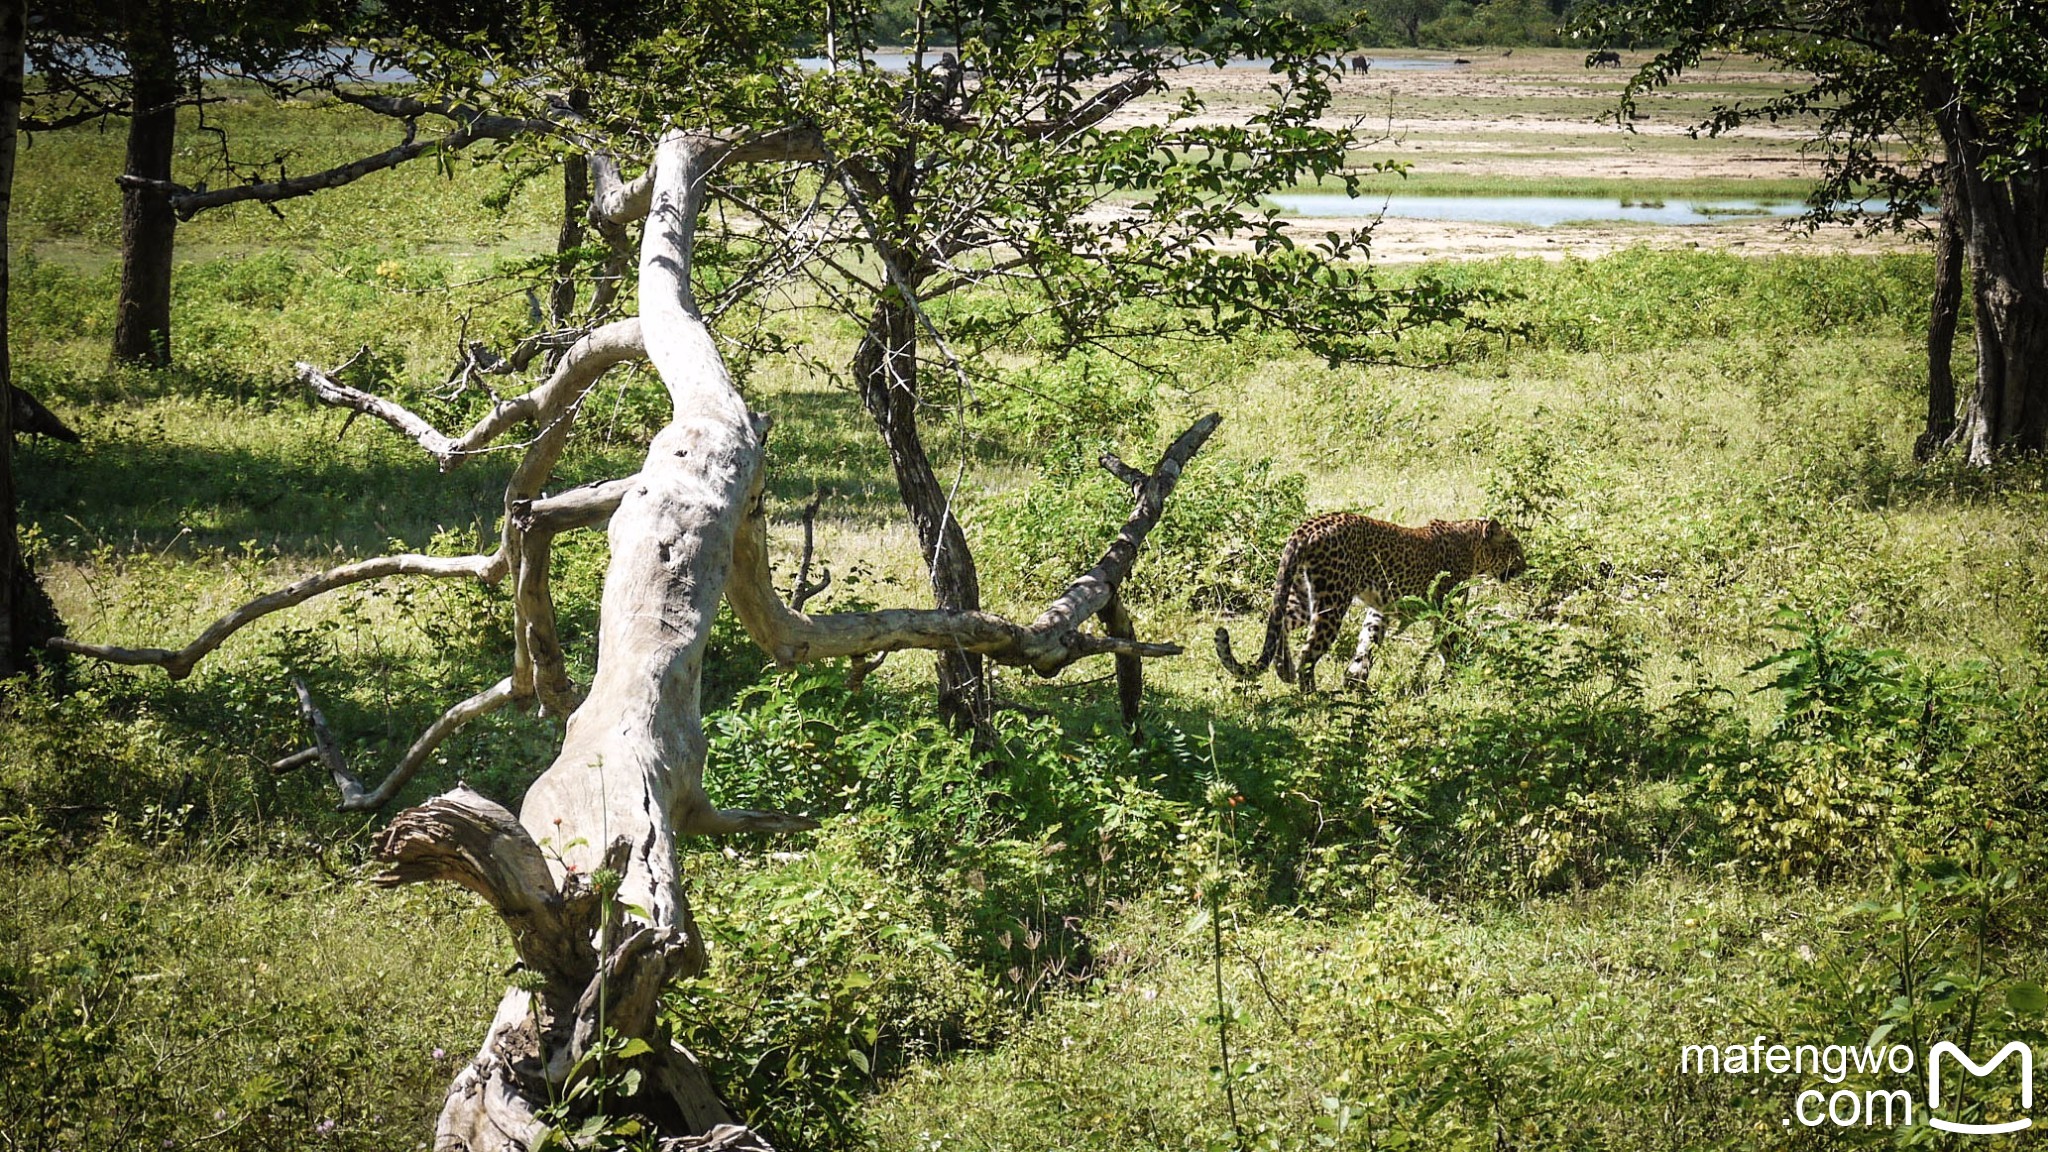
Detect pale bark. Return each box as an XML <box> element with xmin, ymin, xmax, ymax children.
<box><xmin>55</xmin><ymin>125</ymin><xmax>1213</xmax><ymax>1149</ymax></box>
<box><xmin>49</xmin><ymin>552</ymin><xmax>503</xmax><ymax>678</ymax></box>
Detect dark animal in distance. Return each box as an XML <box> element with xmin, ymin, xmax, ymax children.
<box><xmin>1216</xmin><ymin>514</ymin><xmax>1527</xmax><ymax>692</ymax></box>
<box><xmin>1453</xmin><ymin>57</ymin><xmax>1471</xmax><ymax>64</ymax></box>
<box><xmin>1590</xmin><ymin>50</ymin><xmax>1623</xmax><ymax>67</ymax></box>
<box><xmin>1352</xmin><ymin>55</ymin><xmax>1371</xmax><ymax>74</ymax></box>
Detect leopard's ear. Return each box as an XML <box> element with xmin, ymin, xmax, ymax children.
<box><xmin>1481</xmin><ymin>519</ymin><xmax>1500</xmax><ymax>540</ymax></box>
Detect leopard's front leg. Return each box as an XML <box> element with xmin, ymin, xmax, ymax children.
<box><xmin>1345</xmin><ymin>604</ymin><xmax>1386</xmax><ymax>690</ymax></box>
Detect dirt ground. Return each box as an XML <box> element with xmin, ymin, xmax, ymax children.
<box><xmin>1345</xmin><ymin>213</ymin><xmax>1914</xmax><ymax>263</ymax></box>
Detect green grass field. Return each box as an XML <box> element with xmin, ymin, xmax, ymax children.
<box><xmin>5</xmin><ymin>58</ymin><xmax>2046</xmax><ymax>1152</ymax></box>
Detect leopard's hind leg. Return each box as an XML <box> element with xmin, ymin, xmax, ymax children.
<box><xmin>1294</xmin><ymin>601</ymin><xmax>1352</xmax><ymax>694</ymax></box>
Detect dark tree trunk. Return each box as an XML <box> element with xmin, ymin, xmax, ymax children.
<box><xmin>854</xmin><ymin>295</ymin><xmax>988</xmax><ymax>730</ymax></box>
<box><xmin>112</xmin><ymin>5</ymin><xmax>179</xmax><ymax>367</ymax></box>
<box><xmin>1946</xmin><ymin>114</ymin><xmax>2048</xmax><ymax>463</ymax></box>
<box><xmin>1917</xmin><ymin>165</ymin><xmax>1966</xmax><ymax>460</ymax></box>
<box><xmin>549</xmin><ymin>89</ymin><xmax>591</xmax><ymax>327</ymax></box>
<box><xmin>0</xmin><ymin>0</ymin><xmax>20</xmax><ymax>673</ymax></box>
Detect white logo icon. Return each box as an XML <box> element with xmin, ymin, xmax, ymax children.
<box><xmin>1928</xmin><ymin>1041</ymin><xmax>2033</xmax><ymax>1135</ymax></box>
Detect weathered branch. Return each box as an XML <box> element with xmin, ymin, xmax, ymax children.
<box><xmin>120</xmin><ymin>102</ymin><xmax>553</xmax><ymax>220</ymax></box>
<box><xmin>294</xmin><ymin>319</ymin><xmax>645</xmax><ymax>471</ymax></box>
<box><xmin>292</xmin><ymin>678</ymin><xmax>366</xmax><ymax>806</ymax></box>
<box><xmin>1032</xmin><ymin>413</ymin><xmax>1221</xmax><ymax>637</ymax></box>
<box><xmin>1007</xmin><ymin>71</ymin><xmax>1165</xmax><ymax>139</ymax></box>
<box><xmin>296</xmin><ymin>357</ymin><xmax>461</xmax><ymax>460</ymax></box>
<box><xmin>589</xmin><ymin>127</ymin><xmax>829</xmax><ymax>227</ymax></box>
<box><xmin>589</xmin><ymin>152</ymin><xmax>656</xmax><ymax>226</ymax></box>
<box><xmin>512</xmin><ymin>478</ymin><xmax>637</xmax><ymax>535</ymax></box>
<box><xmin>21</xmin><ymin>104</ymin><xmax>118</xmax><ymax>132</ymax></box>
<box><xmin>283</xmin><ymin>677</ymin><xmax>518</xmax><ymax>811</ymax></box>
<box><xmin>374</xmin><ymin>786</ymin><xmax>627</xmax><ymax>991</ymax></box>
<box><xmin>724</xmin><ymin>413</ymin><xmax>1220</xmax><ymax>676</ymax></box>
<box><xmin>1102</xmin><ymin>590</ymin><xmax>1143</xmax><ymax>738</ymax></box>
<box><xmin>48</xmin><ymin>551</ymin><xmax>502</xmax><ymax>678</ymax></box>
<box><xmin>789</xmin><ymin>490</ymin><xmax>831</xmax><ymax>609</ymax></box>
<box><xmin>454</xmin><ymin>320</ymin><xmax>646</xmax><ymax>463</ymax></box>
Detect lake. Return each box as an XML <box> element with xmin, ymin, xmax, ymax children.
<box><xmin>1267</xmin><ymin>193</ymin><xmax>1811</xmax><ymax>226</ymax></box>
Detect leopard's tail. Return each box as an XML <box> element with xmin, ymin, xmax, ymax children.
<box><xmin>1215</xmin><ymin>535</ymin><xmax>1304</xmax><ymax>683</ymax></box>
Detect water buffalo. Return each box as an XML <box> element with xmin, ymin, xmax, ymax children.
<box><xmin>1351</xmin><ymin>54</ymin><xmax>1370</xmax><ymax>74</ymax></box>
<box><xmin>1590</xmin><ymin>49</ymin><xmax>1622</xmax><ymax>67</ymax></box>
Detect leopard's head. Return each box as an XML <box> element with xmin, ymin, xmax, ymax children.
<box><xmin>1479</xmin><ymin>519</ymin><xmax>1527</xmax><ymax>581</ymax></box>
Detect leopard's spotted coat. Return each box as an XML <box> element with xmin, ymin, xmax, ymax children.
<box><xmin>1215</xmin><ymin>513</ymin><xmax>1527</xmax><ymax>691</ymax></box>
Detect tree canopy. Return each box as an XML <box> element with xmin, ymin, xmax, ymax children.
<box><xmin>1577</xmin><ymin>0</ymin><xmax>2048</xmax><ymax>460</ymax></box>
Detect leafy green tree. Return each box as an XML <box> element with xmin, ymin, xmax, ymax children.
<box><xmin>1577</xmin><ymin>0</ymin><xmax>2048</xmax><ymax>462</ymax></box>
<box><xmin>27</xmin><ymin>0</ymin><xmax>359</xmax><ymax>365</ymax></box>
<box><xmin>1370</xmin><ymin>0</ymin><xmax>1447</xmax><ymax>45</ymax></box>
<box><xmin>707</xmin><ymin>0</ymin><xmax>1498</xmax><ymax>727</ymax></box>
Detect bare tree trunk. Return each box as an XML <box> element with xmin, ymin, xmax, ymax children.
<box><xmin>1917</xmin><ymin>165</ymin><xmax>1965</xmax><ymax>460</ymax></box>
<box><xmin>112</xmin><ymin>3</ymin><xmax>179</xmax><ymax>367</ymax></box>
<box><xmin>855</xmin><ymin>295</ymin><xmax>989</xmax><ymax>730</ymax></box>
<box><xmin>413</xmin><ymin>134</ymin><xmax>795</xmax><ymax>1151</ymax></box>
<box><xmin>53</xmin><ymin>125</ymin><xmax>1211</xmax><ymax>1150</ymax></box>
<box><xmin>1947</xmin><ymin>117</ymin><xmax>2048</xmax><ymax>463</ymax></box>
<box><xmin>0</xmin><ymin>0</ymin><xmax>21</xmax><ymax>673</ymax></box>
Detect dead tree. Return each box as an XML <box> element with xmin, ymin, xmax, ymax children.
<box><xmin>52</xmin><ymin>128</ymin><xmax>1216</xmax><ymax>1149</ymax></box>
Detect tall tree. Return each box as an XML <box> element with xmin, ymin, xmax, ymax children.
<box><xmin>725</xmin><ymin>0</ymin><xmax>1495</xmax><ymax>726</ymax></box>
<box><xmin>0</xmin><ymin>0</ymin><xmax>22</xmax><ymax>674</ymax></box>
<box><xmin>46</xmin><ymin>6</ymin><xmax>1494</xmax><ymax>1141</ymax></box>
<box><xmin>1578</xmin><ymin>0</ymin><xmax>2048</xmax><ymax>463</ymax></box>
<box><xmin>1369</xmin><ymin>0</ymin><xmax>1446</xmax><ymax>45</ymax></box>
<box><xmin>29</xmin><ymin>0</ymin><xmax>357</xmax><ymax>365</ymax></box>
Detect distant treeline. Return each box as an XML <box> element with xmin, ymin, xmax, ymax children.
<box><xmin>863</xmin><ymin>0</ymin><xmax>1607</xmax><ymax>50</ymax></box>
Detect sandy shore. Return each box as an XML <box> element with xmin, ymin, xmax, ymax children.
<box><xmin>1355</xmin><ymin>214</ymin><xmax>1918</xmax><ymax>263</ymax></box>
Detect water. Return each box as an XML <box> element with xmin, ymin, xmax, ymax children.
<box><xmin>1266</xmin><ymin>193</ymin><xmax>1811</xmax><ymax>226</ymax></box>
<box><xmin>29</xmin><ymin>46</ymin><xmax>417</xmax><ymax>83</ymax></box>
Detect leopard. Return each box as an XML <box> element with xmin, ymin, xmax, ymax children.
<box><xmin>1215</xmin><ymin>513</ymin><xmax>1527</xmax><ymax>692</ymax></box>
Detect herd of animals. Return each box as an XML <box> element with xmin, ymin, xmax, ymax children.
<box><xmin>1215</xmin><ymin>513</ymin><xmax>1528</xmax><ymax>694</ymax></box>
<box><xmin>1332</xmin><ymin>50</ymin><xmax>1622</xmax><ymax>74</ymax></box>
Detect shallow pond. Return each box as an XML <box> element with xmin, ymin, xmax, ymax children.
<box><xmin>1267</xmin><ymin>193</ymin><xmax>1810</xmax><ymax>226</ymax></box>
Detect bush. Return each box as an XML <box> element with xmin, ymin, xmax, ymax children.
<box><xmin>974</xmin><ymin>443</ymin><xmax>1307</xmax><ymax>613</ymax></box>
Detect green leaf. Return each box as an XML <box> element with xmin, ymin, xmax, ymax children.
<box><xmin>847</xmin><ymin>1048</ymin><xmax>871</xmax><ymax>1074</ymax></box>
<box><xmin>2008</xmin><ymin>981</ymin><xmax>2047</xmax><ymax>1014</ymax></box>
<box><xmin>615</xmin><ymin>1037</ymin><xmax>654</xmax><ymax>1060</ymax></box>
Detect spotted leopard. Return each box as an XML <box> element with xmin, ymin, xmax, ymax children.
<box><xmin>1215</xmin><ymin>513</ymin><xmax>1527</xmax><ymax>691</ymax></box>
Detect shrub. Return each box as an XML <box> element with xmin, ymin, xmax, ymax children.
<box><xmin>974</xmin><ymin>443</ymin><xmax>1307</xmax><ymax>613</ymax></box>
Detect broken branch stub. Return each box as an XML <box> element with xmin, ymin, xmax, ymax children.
<box><xmin>724</xmin><ymin>411</ymin><xmax>1220</xmax><ymax>678</ymax></box>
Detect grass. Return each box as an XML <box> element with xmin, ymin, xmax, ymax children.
<box><xmin>6</xmin><ymin>59</ymin><xmax>2047</xmax><ymax>1152</ymax></box>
